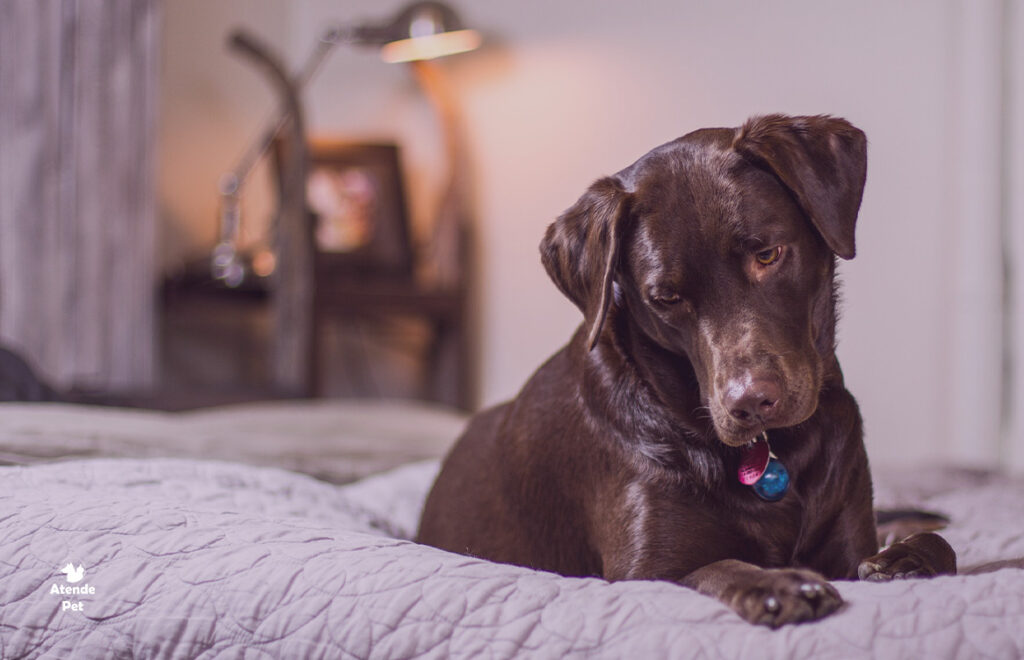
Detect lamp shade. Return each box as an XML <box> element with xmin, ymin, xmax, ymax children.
<box><xmin>356</xmin><ymin>2</ymin><xmax>481</xmax><ymax>63</ymax></box>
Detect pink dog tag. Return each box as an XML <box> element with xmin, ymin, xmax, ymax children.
<box><xmin>738</xmin><ymin>438</ymin><xmax>770</xmax><ymax>485</ymax></box>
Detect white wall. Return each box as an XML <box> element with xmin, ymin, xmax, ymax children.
<box><xmin>160</xmin><ymin>0</ymin><xmax>1018</xmax><ymax>470</ymax></box>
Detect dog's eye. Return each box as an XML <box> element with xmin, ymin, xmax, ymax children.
<box><xmin>755</xmin><ymin>246</ymin><xmax>783</xmax><ymax>266</ymax></box>
<box><xmin>651</xmin><ymin>293</ymin><xmax>682</xmax><ymax>306</ymax></box>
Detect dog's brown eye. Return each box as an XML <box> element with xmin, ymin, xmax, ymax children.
<box><xmin>652</xmin><ymin>293</ymin><xmax>681</xmax><ymax>306</ymax></box>
<box><xmin>755</xmin><ymin>247</ymin><xmax>782</xmax><ymax>266</ymax></box>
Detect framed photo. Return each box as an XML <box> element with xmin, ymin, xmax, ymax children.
<box><xmin>284</xmin><ymin>139</ymin><xmax>414</xmax><ymax>279</ymax></box>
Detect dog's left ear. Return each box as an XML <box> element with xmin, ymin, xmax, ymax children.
<box><xmin>540</xmin><ymin>177</ymin><xmax>633</xmax><ymax>351</ymax></box>
<box><xmin>734</xmin><ymin>114</ymin><xmax>867</xmax><ymax>259</ymax></box>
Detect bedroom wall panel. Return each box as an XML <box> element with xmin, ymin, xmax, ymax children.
<box><xmin>1005</xmin><ymin>0</ymin><xmax>1024</xmax><ymax>475</ymax></box>
<box><xmin>942</xmin><ymin>0</ymin><xmax>1006</xmax><ymax>469</ymax></box>
<box><xmin>0</xmin><ymin>0</ymin><xmax>160</xmax><ymax>390</ymax></box>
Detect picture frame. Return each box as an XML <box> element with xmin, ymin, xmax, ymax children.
<box><xmin>279</xmin><ymin>139</ymin><xmax>415</xmax><ymax>279</ymax></box>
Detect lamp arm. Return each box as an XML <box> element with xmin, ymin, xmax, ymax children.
<box><xmin>221</xmin><ymin>27</ymin><xmax>347</xmax><ymax>197</ymax></box>
<box><xmin>222</xmin><ymin>27</ymin><xmax>317</xmax><ymax>392</ymax></box>
<box><xmin>214</xmin><ymin>27</ymin><xmax>326</xmax><ymax>285</ymax></box>
<box><xmin>213</xmin><ymin>25</ymin><xmax>348</xmax><ymax>284</ymax></box>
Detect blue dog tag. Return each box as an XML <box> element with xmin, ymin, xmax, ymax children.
<box><xmin>752</xmin><ymin>456</ymin><xmax>789</xmax><ymax>501</ymax></box>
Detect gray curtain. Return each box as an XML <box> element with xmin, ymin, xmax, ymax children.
<box><xmin>0</xmin><ymin>0</ymin><xmax>160</xmax><ymax>390</ymax></box>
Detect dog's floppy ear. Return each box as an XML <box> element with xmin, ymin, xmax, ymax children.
<box><xmin>734</xmin><ymin>114</ymin><xmax>866</xmax><ymax>259</ymax></box>
<box><xmin>540</xmin><ymin>177</ymin><xmax>632</xmax><ymax>351</ymax></box>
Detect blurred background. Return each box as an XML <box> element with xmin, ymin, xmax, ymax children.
<box><xmin>2</xmin><ymin>0</ymin><xmax>1023</xmax><ymax>473</ymax></box>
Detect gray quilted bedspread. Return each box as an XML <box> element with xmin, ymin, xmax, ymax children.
<box><xmin>1</xmin><ymin>458</ymin><xmax>1023</xmax><ymax>659</ymax></box>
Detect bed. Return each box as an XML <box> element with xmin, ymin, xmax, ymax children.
<box><xmin>1</xmin><ymin>400</ymin><xmax>1022</xmax><ymax>658</ymax></box>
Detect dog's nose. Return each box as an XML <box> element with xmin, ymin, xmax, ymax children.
<box><xmin>724</xmin><ymin>377</ymin><xmax>781</xmax><ymax>425</ymax></box>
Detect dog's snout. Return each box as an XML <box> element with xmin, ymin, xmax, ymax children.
<box><xmin>724</xmin><ymin>377</ymin><xmax>781</xmax><ymax>425</ymax></box>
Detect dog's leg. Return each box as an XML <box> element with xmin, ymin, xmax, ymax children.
<box><xmin>857</xmin><ymin>532</ymin><xmax>957</xmax><ymax>580</ymax></box>
<box><xmin>681</xmin><ymin>559</ymin><xmax>843</xmax><ymax>628</ymax></box>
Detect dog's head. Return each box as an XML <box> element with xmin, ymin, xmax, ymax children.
<box><xmin>541</xmin><ymin>114</ymin><xmax>866</xmax><ymax>447</ymax></box>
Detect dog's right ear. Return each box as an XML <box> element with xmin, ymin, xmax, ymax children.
<box><xmin>540</xmin><ymin>177</ymin><xmax>632</xmax><ymax>351</ymax></box>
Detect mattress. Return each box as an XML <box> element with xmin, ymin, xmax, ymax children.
<box><xmin>0</xmin><ymin>399</ymin><xmax>466</xmax><ymax>483</ymax></box>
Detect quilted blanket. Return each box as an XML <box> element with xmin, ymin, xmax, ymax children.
<box><xmin>1</xmin><ymin>458</ymin><xmax>1023</xmax><ymax>658</ymax></box>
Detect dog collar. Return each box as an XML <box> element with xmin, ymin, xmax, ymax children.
<box><xmin>738</xmin><ymin>432</ymin><xmax>789</xmax><ymax>502</ymax></box>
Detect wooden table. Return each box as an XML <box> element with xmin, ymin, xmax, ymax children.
<box><xmin>160</xmin><ymin>262</ymin><xmax>472</xmax><ymax>410</ymax></box>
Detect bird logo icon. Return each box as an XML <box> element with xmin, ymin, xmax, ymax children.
<box><xmin>60</xmin><ymin>563</ymin><xmax>85</xmax><ymax>584</ymax></box>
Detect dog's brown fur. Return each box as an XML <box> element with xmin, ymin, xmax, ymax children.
<box><xmin>417</xmin><ymin>115</ymin><xmax>955</xmax><ymax>627</ymax></box>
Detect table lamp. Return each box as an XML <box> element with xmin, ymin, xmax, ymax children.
<box><xmin>213</xmin><ymin>1</ymin><xmax>481</xmax><ymax>287</ymax></box>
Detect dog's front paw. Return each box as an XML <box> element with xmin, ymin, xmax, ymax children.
<box><xmin>726</xmin><ymin>568</ymin><xmax>842</xmax><ymax>628</ymax></box>
<box><xmin>858</xmin><ymin>532</ymin><xmax>957</xmax><ymax>581</ymax></box>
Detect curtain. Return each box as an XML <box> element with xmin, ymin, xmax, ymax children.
<box><xmin>0</xmin><ymin>0</ymin><xmax>160</xmax><ymax>391</ymax></box>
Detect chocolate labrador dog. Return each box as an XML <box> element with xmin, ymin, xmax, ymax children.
<box><xmin>417</xmin><ymin>114</ymin><xmax>956</xmax><ymax>627</ymax></box>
